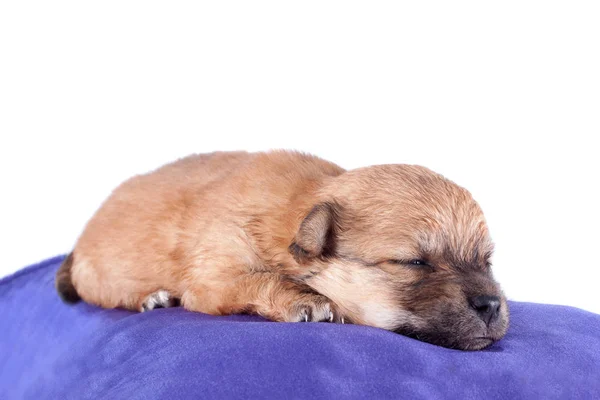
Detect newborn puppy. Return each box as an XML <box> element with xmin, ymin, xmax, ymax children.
<box><xmin>56</xmin><ymin>151</ymin><xmax>508</xmax><ymax>350</ymax></box>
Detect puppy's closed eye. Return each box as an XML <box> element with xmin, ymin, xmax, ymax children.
<box><xmin>388</xmin><ymin>259</ymin><xmax>432</xmax><ymax>268</ymax></box>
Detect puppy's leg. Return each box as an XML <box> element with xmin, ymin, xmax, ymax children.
<box><xmin>140</xmin><ymin>290</ymin><xmax>180</xmax><ymax>312</ymax></box>
<box><xmin>181</xmin><ymin>273</ymin><xmax>343</xmax><ymax>323</ymax></box>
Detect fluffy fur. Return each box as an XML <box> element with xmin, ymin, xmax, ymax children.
<box><xmin>56</xmin><ymin>150</ymin><xmax>508</xmax><ymax>350</ymax></box>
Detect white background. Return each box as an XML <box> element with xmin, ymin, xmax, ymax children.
<box><xmin>1</xmin><ymin>2</ymin><xmax>598</xmax><ymax>314</ymax></box>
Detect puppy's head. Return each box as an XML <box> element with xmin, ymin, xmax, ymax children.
<box><xmin>290</xmin><ymin>164</ymin><xmax>508</xmax><ymax>350</ymax></box>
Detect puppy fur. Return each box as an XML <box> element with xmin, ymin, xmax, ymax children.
<box><xmin>56</xmin><ymin>150</ymin><xmax>508</xmax><ymax>350</ymax></box>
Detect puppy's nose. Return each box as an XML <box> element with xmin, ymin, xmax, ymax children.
<box><xmin>470</xmin><ymin>295</ymin><xmax>501</xmax><ymax>326</ymax></box>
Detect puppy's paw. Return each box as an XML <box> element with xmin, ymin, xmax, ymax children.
<box><xmin>287</xmin><ymin>294</ymin><xmax>344</xmax><ymax>323</ymax></box>
<box><xmin>141</xmin><ymin>290</ymin><xmax>179</xmax><ymax>312</ymax></box>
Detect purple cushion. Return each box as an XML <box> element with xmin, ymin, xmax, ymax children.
<box><xmin>1</xmin><ymin>255</ymin><xmax>599</xmax><ymax>399</ymax></box>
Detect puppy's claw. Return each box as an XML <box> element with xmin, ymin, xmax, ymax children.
<box><xmin>141</xmin><ymin>290</ymin><xmax>178</xmax><ymax>312</ymax></box>
<box><xmin>290</xmin><ymin>295</ymin><xmax>338</xmax><ymax>323</ymax></box>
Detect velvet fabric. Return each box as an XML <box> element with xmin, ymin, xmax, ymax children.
<box><xmin>1</xmin><ymin>255</ymin><xmax>599</xmax><ymax>399</ymax></box>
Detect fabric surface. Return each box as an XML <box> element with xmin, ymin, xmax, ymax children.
<box><xmin>1</xmin><ymin>256</ymin><xmax>599</xmax><ymax>400</ymax></box>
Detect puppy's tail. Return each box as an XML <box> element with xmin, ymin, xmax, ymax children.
<box><xmin>55</xmin><ymin>252</ymin><xmax>81</xmax><ymax>304</ymax></box>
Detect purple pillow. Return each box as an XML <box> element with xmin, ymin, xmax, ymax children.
<box><xmin>1</xmin><ymin>255</ymin><xmax>599</xmax><ymax>399</ymax></box>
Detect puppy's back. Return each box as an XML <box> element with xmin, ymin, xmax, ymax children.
<box><xmin>67</xmin><ymin>152</ymin><xmax>253</xmax><ymax>308</ymax></box>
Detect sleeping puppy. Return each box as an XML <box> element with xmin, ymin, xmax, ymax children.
<box><xmin>56</xmin><ymin>151</ymin><xmax>508</xmax><ymax>350</ymax></box>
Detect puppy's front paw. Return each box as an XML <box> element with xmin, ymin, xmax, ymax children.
<box><xmin>287</xmin><ymin>294</ymin><xmax>343</xmax><ymax>323</ymax></box>
<box><xmin>141</xmin><ymin>290</ymin><xmax>179</xmax><ymax>312</ymax></box>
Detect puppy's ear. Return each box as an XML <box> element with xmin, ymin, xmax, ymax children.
<box><xmin>289</xmin><ymin>202</ymin><xmax>338</xmax><ymax>264</ymax></box>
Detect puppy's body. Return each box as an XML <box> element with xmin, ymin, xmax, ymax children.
<box><xmin>58</xmin><ymin>150</ymin><xmax>509</xmax><ymax>350</ymax></box>
<box><xmin>67</xmin><ymin>152</ymin><xmax>340</xmax><ymax>319</ymax></box>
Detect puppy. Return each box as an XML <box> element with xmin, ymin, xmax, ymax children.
<box><xmin>56</xmin><ymin>151</ymin><xmax>508</xmax><ymax>350</ymax></box>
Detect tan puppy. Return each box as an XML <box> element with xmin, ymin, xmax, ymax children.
<box><xmin>56</xmin><ymin>151</ymin><xmax>508</xmax><ymax>350</ymax></box>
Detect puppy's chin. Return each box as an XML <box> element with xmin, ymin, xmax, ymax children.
<box><xmin>393</xmin><ymin>307</ymin><xmax>509</xmax><ymax>351</ymax></box>
<box><xmin>393</xmin><ymin>327</ymin><xmax>502</xmax><ymax>351</ymax></box>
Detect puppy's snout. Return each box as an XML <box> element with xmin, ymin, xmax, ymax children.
<box><xmin>470</xmin><ymin>295</ymin><xmax>501</xmax><ymax>326</ymax></box>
